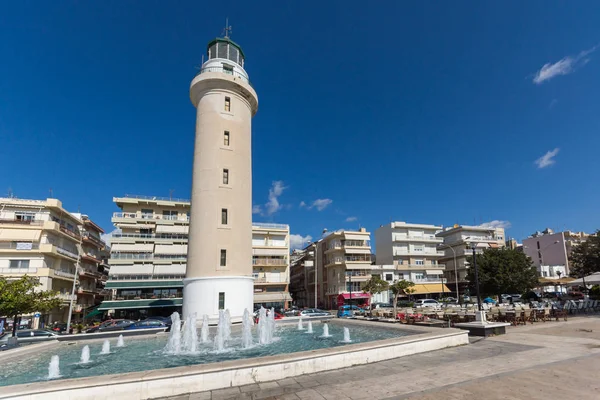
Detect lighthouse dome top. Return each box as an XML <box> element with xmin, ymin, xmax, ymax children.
<box><xmin>206</xmin><ymin>37</ymin><xmax>245</xmax><ymax>68</ymax></box>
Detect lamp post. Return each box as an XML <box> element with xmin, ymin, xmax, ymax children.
<box><xmin>468</xmin><ymin>242</ymin><xmax>482</xmax><ymax>312</ymax></box>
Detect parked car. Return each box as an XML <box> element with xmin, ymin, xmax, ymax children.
<box><xmin>483</xmin><ymin>297</ymin><xmax>497</xmax><ymax>304</ymax></box>
<box><xmin>50</xmin><ymin>323</ymin><xmax>72</xmax><ymax>334</ymax></box>
<box><xmin>300</xmin><ymin>308</ymin><xmax>330</xmax><ymax>317</ymax></box>
<box><xmin>144</xmin><ymin>316</ymin><xmax>173</xmax><ymax>328</ymax></box>
<box><xmin>440</xmin><ymin>297</ymin><xmax>458</xmax><ymax>303</ymax></box>
<box><xmin>337</xmin><ymin>305</ymin><xmax>362</xmax><ymax>317</ymax></box>
<box><xmin>0</xmin><ymin>329</ymin><xmax>59</xmax><ymax>344</ymax></box>
<box><xmin>414</xmin><ymin>299</ymin><xmax>440</xmax><ymax>308</ymax></box>
<box><xmin>124</xmin><ymin>320</ymin><xmax>167</xmax><ymax>330</ymax></box>
<box><xmin>371</xmin><ymin>303</ymin><xmax>393</xmax><ymax>309</ymax></box>
<box><xmin>86</xmin><ymin>319</ymin><xmax>135</xmax><ymax>333</ymax></box>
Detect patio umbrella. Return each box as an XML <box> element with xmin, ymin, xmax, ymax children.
<box><xmin>566</xmin><ymin>272</ymin><xmax>600</xmax><ymax>286</ymax></box>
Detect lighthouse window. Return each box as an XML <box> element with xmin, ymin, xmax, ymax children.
<box><xmin>225</xmin><ymin>97</ymin><xmax>231</xmax><ymax>112</ymax></box>
<box><xmin>222</xmin><ymin>64</ymin><xmax>233</xmax><ymax>75</ymax></box>
<box><xmin>221</xmin><ymin>208</ymin><xmax>228</xmax><ymax>225</ymax></box>
<box><xmin>218</xmin><ymin>292</ymin><xmax>225</xmax><ymax>309</ymax></box>
<box><xmin>220</xmin><ymin>250</ymin><xmax>227</xmax><ymax>267</ymax></box>
<box><xmin>223</xmin><ymin>169</ymin><xmax>229</xmax><ymax>185</ymax></box>
<box><xmin>224</xmin><ymin>131</ymin><xmax>230</xmax><ymax>146</ymax></box>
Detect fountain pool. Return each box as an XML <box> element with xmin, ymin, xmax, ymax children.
<box><xmin>0</xmin><ymin>321</ymin><xmax>408</xmax><ymax>387</ymax></box>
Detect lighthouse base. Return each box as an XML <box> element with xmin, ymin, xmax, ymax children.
<box><xmin>182</xmin><ymin>276</ymin><xmax>254</xmax><ymax>324</ymax></box>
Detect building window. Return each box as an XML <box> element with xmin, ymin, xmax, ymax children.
<box><xmin>220</xmin><ymin>249</ymin><xmax>227</xmax><ymax>266</ymax></box>
<box><xmin>15</xmin><ymin>212</ymin><xmax>35</xmax><ymax>222</ymax></box>
<box><xmin>221</xmin><ymin>208</ymin><xmax>228</xmax><ymax>225</ymax></box>
<box><xmin>415</xmin><ymin>273</ymin><xmax>424</xmax><ymax>280</ymax></box>
<box><xmin>222</xmin><ymin>64</ymin><xmax>233</xmax><ymax>75</ymax></box>
<box><xmin>222</xmin><ymin>169</ymin><xmax>229</xmax><ymax>185</ymax></box>
<box><xmin>218</xmin><ymin>292</ymin><xmax>225</xmax><ymax>309</ymax></box>
<box><xmin>141</xmin><ymin>209</ymin><xmax>153</xmax><ymax>219</ymax></box>
<box><xmin>224</xmin><ymin>131</ymin><xmax>230</xmax><ymax>146</ymax></box>
<box><xmin>224</xmin><ymin>96</ymin><xmax>231</xmax><ymax>112</ymax></box>
<box><xmin>9</xmin><ymin>260</ymin><xmax>30</xmax><ymax>269</ymax></box>
<box><xmin>139</xmin><ymin>228</ymin><xmax>152</xmax><ymax>235</ymax></box>
<box><xmin>415</xmin><ymin>260</ymin><xmax>424</xmax><ymax>265</ymax></box>
<box><xmin>385</xmin><ymin>273</ymin><xmax>393</xmax><ymax>281</ymax></box>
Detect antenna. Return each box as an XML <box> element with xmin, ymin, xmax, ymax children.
<box><xmin>169</xmin><ymin>189</ymin><xmax>174</xmax><ymax>200</ymax></box>
<box><xmin>223</xmin><ymin>18</ymin><xmax>232</xmax><ymax>38</ymax></box>
<box><xmin>7</xmin><ymin>187</ymin><xmax>13</xmax><ymax>198</ymax></box>
<box><xmin>49</xmin><ymin>188</ymin><xmax>53</xmax><ymax>198</ymax></box>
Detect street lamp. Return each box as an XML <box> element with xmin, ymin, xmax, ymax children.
<box><xmin>467</xmin><ymin>241</ymin><xmax>483</xmax><ymax>312</ymax></box>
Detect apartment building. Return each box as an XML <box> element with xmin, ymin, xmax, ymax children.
<box><xmin>375</xmin><ymin>222</ymin><xmax>448</xmax><ymax>298</ymax></box>
<box><xmin>71</xmin><ymin>214</ymin><xmax>110</xmax><ymax>316</ymax></box>
<box><xmin>319</xmin><ymin>228</ymin><xmax>372</xmax><ymax>309</ymax></box>
<box><xmin>252</xmin><ymin>223</ymin><xmax>291</xmax><ymax>310</ymax></box>
<box><xmin>289</xmin><ymin>249</ymin><xmax>310</xmax><ymax>307</ymax></box>
<box><xmin>437</xmin><ymin>224</ymin><xmax>505</xmax><ymax>291</ymax></box>
<box><xmin>100</xmin><ymin>195</ymin><xmax>291</xmax><ymax>317</ymax></box>
<box><xmin>522</xmin><ymin>228</ymin><xmax>590</xmax><ymax>276</ymax></box>
<box><xmin>0</xmin><ymin>197</ymin><xmax>94</xmax><ymax>323</ymax></box>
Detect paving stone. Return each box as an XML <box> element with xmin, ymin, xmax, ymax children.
<box><xmin>239</xmin><ymin>384</ymin><xmax>261</xmax><ymax>393</ymax></box>
<box><xmin>294</xmin><ymin>389</ymin><xmax>325</xmax><ymax>400</ymax></box>
<box><xmin>189</xmin><ymin>393</ymin><xmax>212</xmax><ymax>400</ymax></box>
<box><xmin>258</xmin><ymin>382</ymin><xmax>280</xmax><ymax>390</ymax></box>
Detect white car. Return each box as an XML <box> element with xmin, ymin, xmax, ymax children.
<box><xmin>300</xmin><ymin>308</ymin><xmax>330</xmax><ymax>317</ymax></box>
<box><xmin>414</xmin><ymin>299</ymin><xmax>440</xmax><ymax>308</ymax></box>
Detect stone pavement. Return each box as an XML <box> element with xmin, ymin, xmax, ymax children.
<box><xmin>157</xmin><ymin>316</ymin><xmax>600</xmax><ymax>400</ymax></box>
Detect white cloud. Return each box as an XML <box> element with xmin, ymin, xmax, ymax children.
<box><xmin>309</xmin><ymin>198</ymin><xmax>333</xmax><ymax>211</ymax></box>
<box><xmin>345</xmin><ymin>216</ymin><xmax>357</xmax><ymax>222</ymax></box>
<box><xmin>535</xmin><ymin>148</ymin><xmax>560</xmax><ymax>169</ymax></box>
<box><xmin>480</xmin><ymin>220</ymin><xmax>511</xmax><ymax>229</ymax></box>
<box><xmin>100</xmin><ymin>228</ymin><xmax>121</xmax><ymax>246</ymax></box>
<box><xmin>533</xmin><ymin>46</ymin><xmax>597</xmax><ymax>84</ymax></box>
<box><xmin>254</xmin><ymin>180</ymin><xmax>286</xmax><ymax>216</ymax></box>
<box><xmin>299</xmin><ymin>201</ymin><xmax>307</xmax><ymax>208</ymax></box>
<box><xmin>290</xmin><ymin>234</ymin><xmax>313</xmax><ymax>250</ymax></box>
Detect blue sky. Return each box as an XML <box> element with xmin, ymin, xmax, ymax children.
<box><xmin>1</xmin><ymin>1</ymin><xmax>599</xmax><ymax>248</ymax></box>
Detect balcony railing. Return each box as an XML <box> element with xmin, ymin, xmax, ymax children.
<box><xmin>80</xmin><ymin>268</ymin><xmax>103</xmax><ymax>279</ymax></box>
<box><xmin>59</xmin><ymin>225</ymin><xmax>81</xmax><ymax>240</ymax></box>
<box><xmin>394</xmin><ymin>250</ymin><xmax>445</xmax><ymax>256</ymax></box>
<box><xmin>196</xmin><ymin>66</ymin><xmax>252</xmax><ymax>86</ymax></box>
<box><xmin>393</xmin><ymin>235</ymin><xmax>442</xmax><ymax>242</ymax></box>
<box><xmin>412</xmin><ymin>277</ymin><xmax>444</xmax><ymax>283</ymax></box>
<box><xmin>56</xmin><ymin>293</ymin><xmax>77</xmax><ymax>301</ymax></box>
<box><xmin>54</xmin><ymin>269</ymin><xmax>76</xmax><ymax>278</ymax></box>
<box><xmin>252</xmin><ymin>273</ymin><xmax>287</xmax><ymax>284</ymax></box>
<box><xmin>0</xmin><ymin>267</ymin><xmax>38</xmax><ymax>274</ymax></box>
<box><xmin>55</xmin><ymin>246</ymin><xmax>79</xmax><ymax>259</ymax></box>
<box><xmin>0</xmin><ymin>218</ymin><xmax>43</xmax><ymax>225</ymax></box>
<box><xmin>82</xmin><ymin>232</ymin><xmax>106</xmax><ymax>247</ymax></box>
<box><xmin>395</xmin><ymin>263</ymin><xmax>446</xmax><ymax>268</ymax></box>
<box><xmin>252</xmin><ymin>222</ymin><xmax>288</xmax><ymax>230</ymax></box>
<box><xmin>122</xmin><ymin>194</ymin><xmax>191</xmax><ymax>203</ymax></box>
<box><xmin>110</xmin><ymin>252</ymin><xmax>154</xmax><ymax>260</ymax></box>
<box><xmin>252</xmin><ymin>258</ymin><xmax>287</xmax><ymax>266</ymax></box>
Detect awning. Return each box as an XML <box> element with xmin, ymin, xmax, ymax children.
<box><xmin>338</xmin><ymin>293</ymin><xmax>370</xmax><ymax>299</ymax></box>
<box><xmin>104</xmin><ymin>280</ymin><xmax>183</xmax><ymax>289</ymax></box>
<box><xmin>566</xmin><ymin>272</ymin><xmax>600</xmax><ymax>286</ymax></box>
<box><xmin>0</xmin><ymin>229</ymin><xmax>41</xmax><ymax>241</ymax></box>
<box><xmin>98</xmin><ymin>298</ymin><xmax>182</xmax><ymax>310</ymax></box>
<box><xmin>343</xmin><ymin>233</ymin><xmax>369</xmax><ymax>241</ymax></box>
<box><xmin>344</xmin><ymin>248</ymin><xmax>371</xmax><ymax>254</ymax></box>
<box><xmin>488</xmin><ymin>243</ymin><xmax>499</xmax><ymax>248</ymax></box>
<box><xmin>111</xmin><ymin>243</ymin><xmax>154</xmax><ymax>252</ymax></box>
<box><xmin>253</xmin><ymin>292</ymin><xmax>292</xmax><ymax>303</ymax></box>
<box><xmin>538</xmin><ymin>277</ymin><xmax>575</xmax><ymax>286</ymax></box>
<box><xmin>426</xmin><ymin>270</ymin><xmax>442</xmax><ymax>275</ymax></box>
<box><xmin>253</xmin><ymin>248</ymin><xmax>288</xmax><ymax>256</ymax></box>
<box><xmin>155</xmin><ymin>244</ymin><xmax>187</xmax><ymax>255</ymax></box>
<box><xmin>84</xmin><ymin>308</ymin><xmax>103</xmax><ymax>319</ymax></box>
<box><xmin>155</xmin><ymin>225</ymin><xmax>188</xmax><ymax>234</ymax></box>
<box><xmin>411</xmin><ymin>283</ymin><xmax>451</xmax><ymax>295</ymax></box>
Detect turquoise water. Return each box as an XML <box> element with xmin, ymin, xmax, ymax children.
<box><xmin>0</xmin><ymin>323</ymin><xmax>411</xmax><ymax>387</ymax></box>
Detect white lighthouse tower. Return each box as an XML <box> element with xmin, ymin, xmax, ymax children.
<box><xmin>183</xmin><ymin>27</ymin><xmax>258</xmax><ymax>323</ymax></box>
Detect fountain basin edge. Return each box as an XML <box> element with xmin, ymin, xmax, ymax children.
<box><xmin>0</xmin><ymin>321</ymin><xmax>469</xmax><ymax>400</ymax></box>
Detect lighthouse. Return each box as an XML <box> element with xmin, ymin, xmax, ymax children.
<box><xmin>183</xmin><ymin>27</ymin><xmax>258</xmax><ymax>323</ymax></box>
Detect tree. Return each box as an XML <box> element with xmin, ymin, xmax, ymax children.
<box><xmin>389</xmin><ymin>280</ymin><xmax>415</xmax><ymax>317</ymax></box>
<box><xmin>362</xmin><ymin>276</ymin><xmax>389</xmax><ymax>313</ymax></box>
<box><xmin>0</xmin><ymin>275</ymin><xmax>62</xmax><ymax>338</ymax></box>
<box><xmin>465</xmin><ymin>248</ymin><xmax>538</xmax><ymax>303</ymax></box>
<box><xmin>569</xmin><ymin>231</ymin><xmax>600</xmax><ymax>290</ymax></box>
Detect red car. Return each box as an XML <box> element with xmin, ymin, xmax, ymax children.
<box><xmin>253</xmin><ymin>310</ymin><xmax>284</xmax><ymax>323</ymax></box>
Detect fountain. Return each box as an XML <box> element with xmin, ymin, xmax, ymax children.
<box><xmin>213</xmin><ymin>310</ymin><xmax>226</xmax><ymax>351</ymax></box>
<box><xmin>101</xmin><ymin>340</ymin><xmax>111</xmax><ymax>354</ymax></box>
<box><xmin>47</xmin><ymin>355</ymin><xmax>60</xmax><ymax>379</ymax></box>
<box><xmin>321</xmin><ymin>323</ymin><xmax>331</xmax><ymax>338</ymax></box>
<box><xmin>116</xmin><ymin>335</ymin><xmax>125</xmax><ymax>348</ymax></box>
<box><xmin>182</xmin><ymin>313</ymin><xmax>199</xmax><ymax>353</ymax></box>
<box><xmin>201</xmin><ymin>314</ymin><xmax>210</xmax><ymax>343</ymax></box>
<box><xmin>268</xmin><ymin>307</ymin><xmax>276</xmax><ymax>338</ymax></box>
<box><xmin>256</xmin><ymin>307</ymin><xmax>273</xmax><ymax>345</ymax></box>
<box><xmin>241</xmin><ymin>309</ymin><xmax>253</xmax><ymax>348</ymax></box>
<box><xmin>165</xmin><ymin>312</ymin><xmax>182</xmax><ymax>354</ymax></box>
<box><xmin>223</xmin><ymin>309</ymin><xmax>232</xmax><ymax>341</ymax></box>
<box><xmin>342</xmin><ymin>327</ymin><xmax>352</xmax><ymax>343</ymax></box>
<box><xmin>80</xmin><ymin>346</ymin><xmax>91</xmax><ymax>364</ymax></box>
<box><xmin>297</xmin><ymin>317</ymin><xmax>304</xmax><ymax>330</ymax></box>
<box><xmin>307</xmin><ymin>320</ymin><xmax>313</xmax><ymax>334</ymax></box>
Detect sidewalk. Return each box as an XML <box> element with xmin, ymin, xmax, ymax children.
<box><xmin>157</xmin><ymin>316</ymin><xmax>600</xmax><ymax>400</ymax></box>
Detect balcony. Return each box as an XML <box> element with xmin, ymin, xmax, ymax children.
<box><xmin>79</xmin><ymin>268</ymin><xmax>103</xmax><ymax>279</ymax></box>
<box><xmin>412</xmin><ymin>277</ymin><xmax>444</xmax><ymax>283</ymax></box>
<box><xmin>56</xmin><ymin>293</ymin><xmax>77</xmax><ymax>301</ymax></box>
<box><xmin>0</xmin><ymin>267</ymin><xmax>38</xmax><ymax>274</ymax></box>
<box><xmin>395</xmin><ymin>263</ymin><xmax>446</xmax><ymax>269</ymax></box>
<box><xmin>121</xmin><ymin>194</ymin><xmax>190</xmax><ymax>203</ymax></box>
<box><xmin>393</xmin><ymin>235</ymin><xmax>442</xmax><ymax>243</ymax></box>
<box><xmin>40</xmin><ymin>243</ymin><xmax>79</xmax><ymax>261</ymax></box>
<box><xmin>0</xmin><ymin>218</ymin><xmax>43</xmax><ymax>226</ymax></box>
<box><xmin>111</xmin><ymin>233</ymin><xmax>189</xmax><ymax>240</ymax></box>
<box><xmin>0</xmin><ymin>242</ymin><xmax>40</xmax><ymax>251</ymax></box>
<box><xmin>252</xmin><ymin>272</ymin><xmax>288</xmax><ymax>284</ymax></box>
<box><xmin>252</xmin><ymin>258</ymin><xmax>287</xmax><ymax>266</ymax></box>
<box><xmin>112</xmin><ymin>212</ymin><xmax>189</xmax><ymax>223</ymax></box>
<box><xmin>393</xmin><ymin>250</ymin><xmax>445</xmax><ymax>256</ymax></box>
<box><xmin>53</xmin><ymin>269</ymin><xmax>76</xmax><ymax>279</ymax></box>
<box><xmin>77</xmin><ymin>287</ymin><xmax>97</xmax><ymax>295</ymax></box>
<box><xmin>110</xmin><ymin>252</ymin><xmax>154</xmax><ymax>260</ymax></box>
<box><xmin>196</xmin><ymin>66</ymin><xmax>252</xmax><ymax>86</ymax></box>
<box><xmin>82</xmin><ymin>232</ymin><xmax>106</xmax><ymax>248</ymax></box>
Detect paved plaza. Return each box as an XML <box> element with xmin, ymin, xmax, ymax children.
<box><xmin>157</xmin><ymin>316</ymin><xmax>600</xmax><ymax>400</ymax></box>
